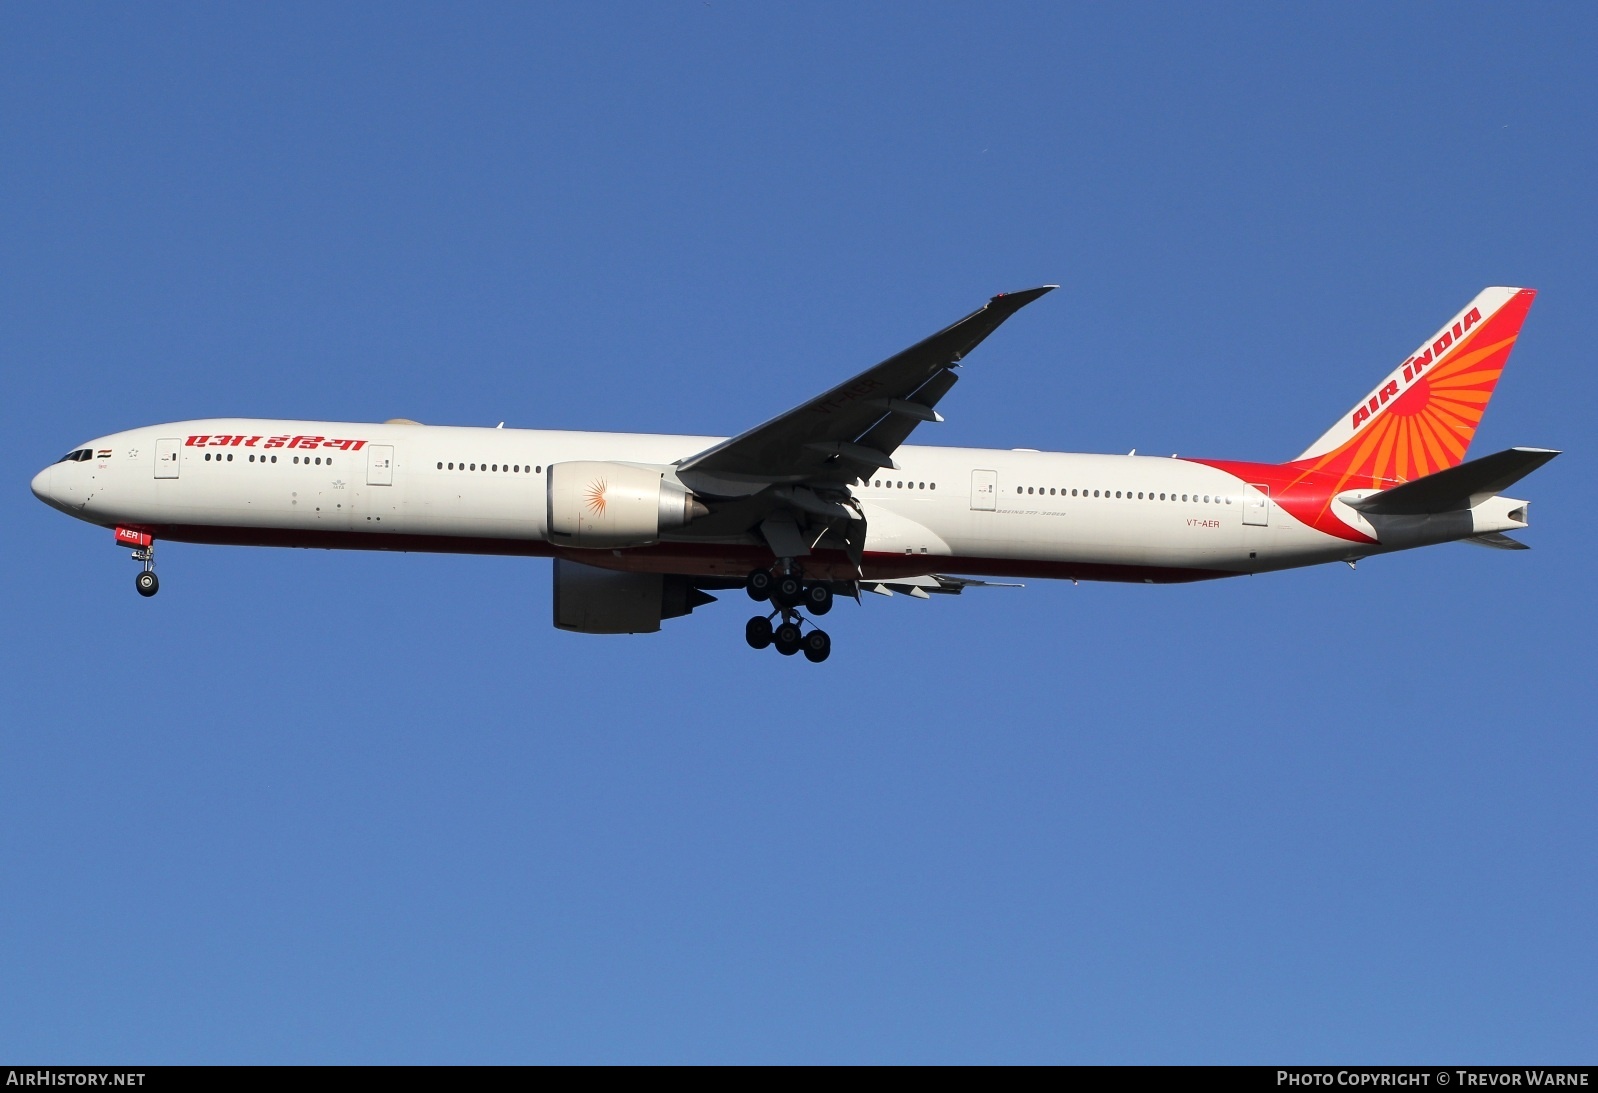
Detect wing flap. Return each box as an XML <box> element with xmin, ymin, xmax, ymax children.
<box><xmin>863</xmin><ymin>573</ymin><xmax>1024</xmax><ymax>597</ymax></box>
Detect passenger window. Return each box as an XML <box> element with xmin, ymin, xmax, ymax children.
<box><xmin>227</xmin><ymin>453</ymin><xmax>234</xmax><ymax>462</ymax></box>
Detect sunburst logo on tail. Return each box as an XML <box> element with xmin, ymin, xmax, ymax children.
<box><xmin>585</xmin><ymin>478</ymin><xmax>608</xmax><ymax>516</ymax></box>
<box><xmin>1291</xmin><ymin>288</ymin><xmax>1536</xmax><ymax>488</ymax></box>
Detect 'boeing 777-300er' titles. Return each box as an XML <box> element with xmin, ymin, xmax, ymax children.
<box><xmin>32</xmin><ymin>286</ymin><xmax>1557</xmax><ymax>662</ymax></box>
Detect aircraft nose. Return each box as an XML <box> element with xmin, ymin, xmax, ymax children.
<box><xmin>31</xmin><ymin>464</ymin><xmax>54</xmax><ymax>504</ymax></box>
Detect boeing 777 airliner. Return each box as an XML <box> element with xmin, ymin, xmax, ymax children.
<box><xmin>32</xmin><ymin>287</ymin><xmax>1556</xmax><ymax>662</ymax></box>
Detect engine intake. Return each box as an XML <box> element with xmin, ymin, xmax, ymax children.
<box><xmin>546</xmin><ymin>461</ymin><xmax>707</xmax><ymax>548</ymax></box>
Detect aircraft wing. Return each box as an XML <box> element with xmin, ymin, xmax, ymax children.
<box><xmin>676</xmin><ymin>287</ymin><xmax>1055</xmax><ymax>496</ymax></box>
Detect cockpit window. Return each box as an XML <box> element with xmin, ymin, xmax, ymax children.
<box><xmin>56</xmin><ymin>449</ymin><xmax>93</xmax><ymax>463</ymax></box>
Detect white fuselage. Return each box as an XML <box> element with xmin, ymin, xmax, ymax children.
<box><xmin>32</xmin><ymin>418</ymin><xmax>1390</xmax><ymax>585</ymax></box>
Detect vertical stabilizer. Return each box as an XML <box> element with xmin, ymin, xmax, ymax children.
<box><xmin>1291</xmin><ymin>287</ymin><xmax>1536</xmax><ymax>485</ymax></box>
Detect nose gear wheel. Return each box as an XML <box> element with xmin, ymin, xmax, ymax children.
<box><xmin>130</xmin><ymin>540</ymin><xmax>159</xmax><ymax>597</ymax></box>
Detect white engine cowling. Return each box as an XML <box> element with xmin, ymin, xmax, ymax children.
<box><xmin>552</xmin><ymin>559</ymin><xmax>714</xmax><ymax>634</ymax></box>
<box><xmin>546</xmin><ymin>461</ymin><xmax>706</xmax><ymax>548</ymax></box>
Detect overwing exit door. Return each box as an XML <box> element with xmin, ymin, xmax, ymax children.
<box><xmin>971</xmin><ymin>469</ymin><xmax>997</xmax><ymax>511</ymax></box>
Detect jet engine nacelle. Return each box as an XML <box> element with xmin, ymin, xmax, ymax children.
<box><xmin>546</xmin><ymin>461</ymin><xmax>707</xmax><ymax>548</ymax></box>
<box><xmin>552</xmin><ymin>559</ymin><xmax>715</xmax><ymax>634</ymax></box>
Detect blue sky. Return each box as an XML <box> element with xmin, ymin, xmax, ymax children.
<box><xmin>3</xmin><ymin>3</ymin><xmax>1594</xmax><ymax>1063</ymax></box>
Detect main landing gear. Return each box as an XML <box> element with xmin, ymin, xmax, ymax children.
<box><xmin>744</xmin><ymin>567</ymin><xmax>834</xmax><ymax>663</ymax></box>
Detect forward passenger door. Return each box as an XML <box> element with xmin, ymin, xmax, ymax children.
<box><xmin>154</xmin><ymin>438</ymin><xmax>181</xmax><ymax>479</ymax></box>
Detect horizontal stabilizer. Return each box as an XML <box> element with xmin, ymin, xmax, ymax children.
<box><xmin>1465</xmin><ymin>532</ymin><xmax>1530</xmax><ymax>550</ymax></box>
<box><xmin>1344</xmin><ymin>447</ymin><xmax>1560</xmax><ymax>516</ymax></box>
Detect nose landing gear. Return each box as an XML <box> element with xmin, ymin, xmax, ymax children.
<box><xmin>117</xmin><ymin>527</ymin><xmax>159</xmax><ymax>598</ymax></box>
<box><xmin>743</xmin><ymin>567</ymin><xmax>835</xmax><ymax>663</ymax></box>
